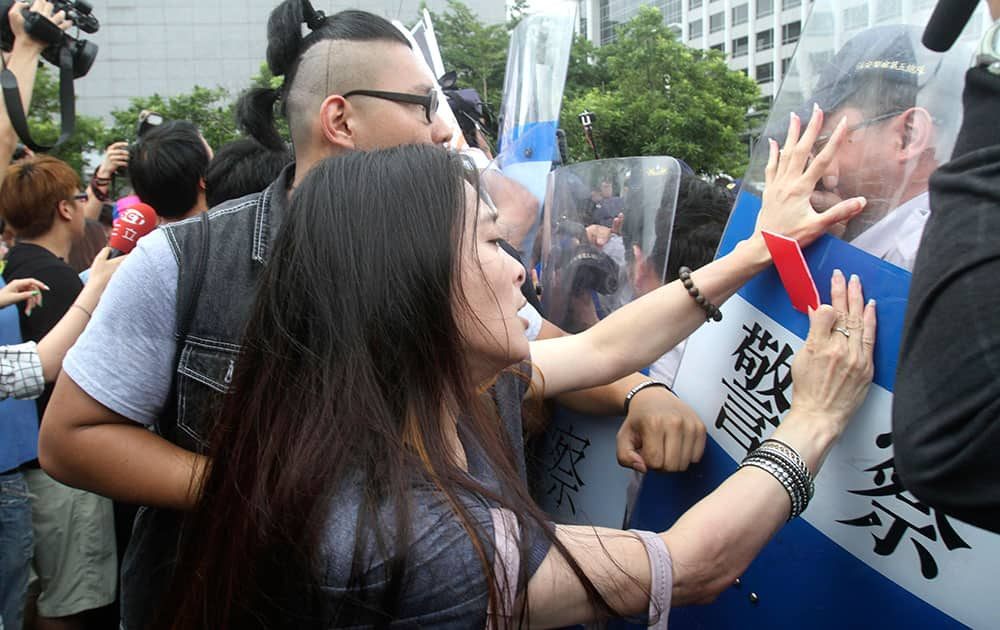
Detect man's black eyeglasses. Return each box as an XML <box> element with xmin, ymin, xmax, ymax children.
<box><xmin>811</xmin><ymin>110</ymin><xmax>908</xmax><ymax>156</ymax></box>
<box><xmin>341</xmin><ymin>89</ymin><xmax>439</xmax><ymax>124</ymax></box>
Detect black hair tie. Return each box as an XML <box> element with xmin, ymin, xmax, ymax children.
<box><xmin>302</xmin><ymin>0</ymin><xmax>326</xmax><ymax>31</ymax></box>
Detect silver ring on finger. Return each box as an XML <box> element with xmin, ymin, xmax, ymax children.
<box><xmin>833</xmin><ymin>327</ymin><xmax>850</xmax><ymax>338</ymax></box>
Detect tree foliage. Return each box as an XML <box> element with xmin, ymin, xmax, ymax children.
<box><xmin>559</xmin><ymin>7</ymin><xmax>761</xmax><ymax>175</ymax></box>
<box><xmin>99</xmin><ymin>85</ymin><xmax>240</xmax><ymax>151</ymax></box>
<box><xmin>425</xmin><ymin>0</ymin><xmax>509</xmax><ymax>113</ymax></box>
<box><xmin>430</xmin><ymin>2</ymin><xmax>760</xmax><ymax>175</ymax></box>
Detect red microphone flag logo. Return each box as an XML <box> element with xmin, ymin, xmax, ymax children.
<box><xmin>109</xmin><ymin>202</ymin><xmax>158</xmax><ymax>254</ymax></box>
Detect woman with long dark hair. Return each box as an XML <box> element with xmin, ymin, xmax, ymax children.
<box><xmin>162</xmin><ymin>118</ymin><xmax>874</xmax><ymax>628</ymax></box>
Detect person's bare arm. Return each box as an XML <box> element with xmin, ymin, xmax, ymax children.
<box><xmin>525</xmin><ymin>277</ymin><xmax>876</xmax><ymax>627</ymax></box>
<box><xmin>529</xmin><ymin>109</ymin><xmax>865</xmax><ymax>398</ymax></box>
<box><xmin>35</xmin><ymin>248</ymin><xmax>122</xmax><ymax>381</ymax></box>
<box><xmin>84</xmin><ymin>142</ymin><xmax>128</xmax><ymax>220</ymax></box>
<box><xmin>39</xmin><ymin>374</ymin><xmax>207</xmax><ymax>510</ymax></box>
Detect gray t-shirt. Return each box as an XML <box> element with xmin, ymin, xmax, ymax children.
<box><xmin>322</xmin><ymin>370</ymin><xmax>551</xmax><ymax>627</ymax></box>
<box><xmin>63</xmin><ymin>228</ymin><xmax>178</xmax><ymax>425</ymax></box>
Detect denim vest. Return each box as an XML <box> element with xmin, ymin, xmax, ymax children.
<box><xmin>119</xmin><ymin>166</ymin><xmax>292</xmax><ymax>630</ymax></box>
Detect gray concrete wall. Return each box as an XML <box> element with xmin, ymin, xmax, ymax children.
<box><xmin>71</xmin><ymin>0</ymin><xmax>507</xmax><ymax>119</ymax></box>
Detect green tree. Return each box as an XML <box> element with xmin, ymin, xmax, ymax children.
<box><xmin>426</xmin><ymin>0</ymin><xmax>509</xmax><ymax>114</ymax></box>
<box><xmin>23</xmin><ymin>65</ymin><xmax>106</xmax><ymax>175</ymax></box>
<box><xmin>560</xmin><ymin>7</ymin><xmax>761</xmax><ymax>176</ymax></box>
<box><xmin>100</xmin><ymin>85</ymin><xmax>240</xmax><ymax>151</ymax></box>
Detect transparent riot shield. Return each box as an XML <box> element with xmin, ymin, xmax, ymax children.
<box><xmin>751</xmin><ymin>16</ymin><xmax>980</xmax><ymax>271</ymax></box>
<box><xmin>531</xmin><ymin>157</ymin><xmax>681</xmax><ymax>528</ymax></box>
<box><xmin>621</xmin><ymin>3</ymin><xmax>997</xmax><ymax>630</ymax></box>
<box><xmin>494</xmin><ymin>1</ymin><xmax>577</xmax><ymax>263</ymax></box>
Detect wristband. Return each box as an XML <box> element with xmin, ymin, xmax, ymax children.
<box><xmin>89</xmin><ymin>174</ymin><xmax>111</xmax><ymax>202</ymax></box>
<box><xmin>623</xmin><ymin>380</ymin><xmax>672</xmax><ymax>415</ymax></box>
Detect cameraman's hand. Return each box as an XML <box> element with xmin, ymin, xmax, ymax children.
<box><xmin>97</xmin><ymin>142</ymin><xmax>129</xmax><ymax>180</ymax></box>
<box><xmin>10</xmin><ymin>0</ymin><xmax>73</xmax><ymax>54</ymax></box>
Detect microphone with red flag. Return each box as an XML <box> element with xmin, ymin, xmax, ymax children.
<box><xmin>108</xmin><ymin>202</ymin><xmax>157</xmax><ymax>258</ymax></box>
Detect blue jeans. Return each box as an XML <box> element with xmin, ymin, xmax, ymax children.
<box><xmin>0</xmin><ymin>471</ymin><xmax>33</xmax><ymax>630</ymax></box>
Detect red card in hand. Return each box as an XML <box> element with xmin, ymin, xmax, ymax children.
<box><xmin>761</xmin><ymin>230</ymin><xmax>820</xmax><ymax>313</ymax></box>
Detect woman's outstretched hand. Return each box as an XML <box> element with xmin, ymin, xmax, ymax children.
<box><xmin>755</xmin><ymin>105</ymin><xmax>868</xmax><ymax>249</ymax></box>
<box><xmin>790</xmin><ymin>269</ymin><xmax>876</xmax><ymax>437</ymax></box>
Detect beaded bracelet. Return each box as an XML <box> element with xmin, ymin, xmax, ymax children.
<box><xmin>623</xmin><ymin>380</ymin><xmax>672</xmax><ymax>415</ymax></box>
<box><xmin>678</xmin><ymin>266</ymin><xmax>722</xmax><ymax>322</ymax></box>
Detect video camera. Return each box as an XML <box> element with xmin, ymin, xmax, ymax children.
<box><xmin>0</xmin><ymin>0</ymin><xmax>100</xmax><ymax>152</ymax></box>
<box><xmin>0</xmin><ymin>0</ymin><xmax>99</xmax><ymax>79</ymax></box>
<box><xmin>551</xmin><ymin>220</ymin><xmax>620</xmax><ymax>296</ymax></box>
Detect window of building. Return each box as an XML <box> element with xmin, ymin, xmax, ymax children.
<box><xmin>733</xmin><ymin>36</ymin><xmax>749</xmax><ymax>56</ymax></box>
<box><xmin>756</xmin><ymin>28</ymin><xmax>774</xmax><ymax>51</ymax></box>
<box><xmin>663</xmin><ymin>0</ymin><xmax>682</xmax><ymax>23</ymax></box>
<box><xmin>732</xmin><ymin>4</ymin><xmax>748</xmax><ymax>25</ymax></box>
<box><xmin>876</xmin><ymin>0</ymin><xmax>901</xmax><ymax>21</ymax></box>
<box><xmin>782</xmin><ymin>0</ymin><xmax>801</xmax><ymax>9</ymax></box>
<box><xmin>710</xmin><ymin>42</ymin><xmax>726</xmax><ymax>53</ymax></box>
<box><xmin>689</xmin><ymin>19</ymin><xmax>703</xmax><ymax>39</ymax></box>
<box><xmin>781</xmin><ymin>20</ymin><xmax>801</xmax><ymax>44</ymax></box>
<box><xmin>781</xmin><ymin>56</ymin><xmax>792</xmax><ymax>74</ymax></box>
<box><xmin>756</xmin><ymin>0</ymin><xmax>774</xmax><ymax>17</ymax></box>
<box><xmin>690</xmin><ymin>0</ymin><xmax>703</xmax><ymax>9</ymax></box>
<box><xmin>843</xmin><ymin>5</ymin><xmax>868</xmax><ymax>30</ymax></box>
<box><xmin>709</xmin><ymin>11</ymin><xmax>725</xmax><ymax>32</ymax></box>
<box><xmin>756</xmin><ymin>62</ymin><xmax>774</xmax><ymax>83</ymax></box>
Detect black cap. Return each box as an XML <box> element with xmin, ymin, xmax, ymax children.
<box><xmin>806</xmin><ymin>25</ymin><xmax>930</xmax><ymax>116</ymax></box>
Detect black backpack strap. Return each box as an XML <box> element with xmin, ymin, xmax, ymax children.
<box><xmin>0</xmin><ymin>46</ymin><xmax>76</xmax><ymax>152</ymax></box>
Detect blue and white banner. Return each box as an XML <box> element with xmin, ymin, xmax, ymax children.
<box><xmin>625</xmin><ymin>192</ymin><xmax>1000</xmax><ymax>629</ymax></box>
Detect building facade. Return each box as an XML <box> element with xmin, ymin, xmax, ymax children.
<box><xmin>575</xmin><ymin>0</ymin><xmax>985</xmax><ymax>102</ymax></box>
<box><xmin>577</xmin><ymin>0</ymin><xmax>811</xmax><ymax>100</ymax></box>
<box><xmin>73</xmin><ymin>0</ymin><xmax>507</xmax><ymax>120</ymax></box>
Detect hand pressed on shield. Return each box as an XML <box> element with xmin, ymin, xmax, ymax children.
<box><xmin>755</xmin><ymin>105</ymin><xmax>868</xmax><ymax>250</ymax></box>
<box><xmin>789</xmin><ymin>269</ymin><xmax>876</xmax><ymax>437</ymax></box>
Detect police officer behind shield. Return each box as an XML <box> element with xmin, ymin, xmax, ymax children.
<box><xmin>802</xmin><ymin>24</ymin><xmax>968</xmax><ymax>271</ymax></box>
<box><xmin>893</xmin><ymin>0</ymin><xmax>1000</xmax><ymax>534</ymax></box>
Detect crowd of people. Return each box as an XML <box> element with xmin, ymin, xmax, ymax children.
<box><xmin>0</xmin><ymin>0</ymin><xmax>996</xmax><ymax>628</ymax></box>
